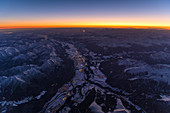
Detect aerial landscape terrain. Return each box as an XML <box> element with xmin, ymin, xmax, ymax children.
<box><xmin>1</xmin><ymin>0</ymin><xmax>170</xmax><ymax>113</ymax></box>
<box><xmin>0</xmin><ymin>28</ymin><xmax>170</xmax><ymax>113</ymax></box>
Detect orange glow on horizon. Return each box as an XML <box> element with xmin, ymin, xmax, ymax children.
<box><xmin>1</xmin><ymin>18</ymin><xmax>170</xmax><ymax>30</ymax></box>
<box><xmin>1</xmin><ymin>24</ymin><xmax>170</xmax><ymax>30</ymax></box>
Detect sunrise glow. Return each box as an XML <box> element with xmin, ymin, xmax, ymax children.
<box><xmin>1</xmin><ymin>0</ymin><xmax>170</xmax><ymax>30</ymax></box>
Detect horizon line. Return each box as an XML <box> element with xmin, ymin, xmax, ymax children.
<box><xmin>1</xmin><ymin>25</ymin><xmax>170</xmax><ymax>30</ymax></box>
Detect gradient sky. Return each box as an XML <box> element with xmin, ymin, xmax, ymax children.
<box><xmin>0</xmin><ymin>0</ymin><xmax>170</xmax><ymax>28</ymax></box>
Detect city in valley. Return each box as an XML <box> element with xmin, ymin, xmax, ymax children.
<box><xmin>0</xmin><ymin>28</ymin><xmax>170</xmax><ymax>113</ymax></box>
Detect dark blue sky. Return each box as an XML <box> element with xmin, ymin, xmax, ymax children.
<box><xmin>0</xmin><ymin>0</ymin><xmax>170</xmax><ymax>27</ymax></box>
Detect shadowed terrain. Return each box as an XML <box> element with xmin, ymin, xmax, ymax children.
<box><xmin>0</xmin><ymin>28</ymin><xmax>170</xmax><ymax>113</ymax></box>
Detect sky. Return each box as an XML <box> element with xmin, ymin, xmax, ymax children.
<box><xmin>0</xmin><ymin>0</ymin><xmax>170</xmax><ymax>28</ymax></box>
